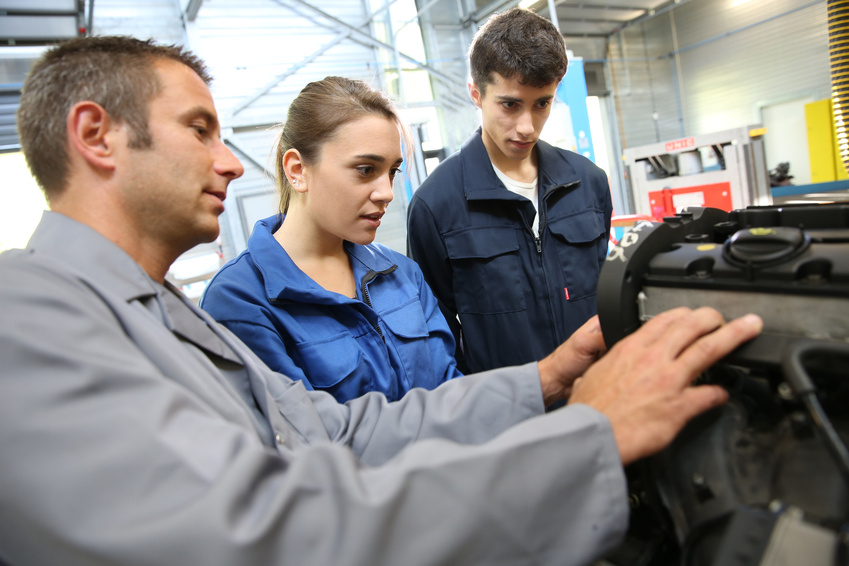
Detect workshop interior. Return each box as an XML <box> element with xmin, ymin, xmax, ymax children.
<box><xmin>1</xmin><ymin>1</ymin><xmax>847</xmax><ymax>565</ymax></box>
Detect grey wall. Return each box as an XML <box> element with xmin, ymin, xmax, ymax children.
<box><xmin>607</xmin><ymin>0</ymin><xmax>829</xmax><ymax>148</ymax></box>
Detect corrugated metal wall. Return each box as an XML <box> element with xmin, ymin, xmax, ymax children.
<box><xmin>608</xmin><ymin>0</ymin><xmax>829</xmax><ymax>149</ymax></box>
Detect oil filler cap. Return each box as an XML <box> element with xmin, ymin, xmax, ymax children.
<box><xmin>724</xmin><ymin>226</ymin><xmax>810</xmax><ymax>265</ymax></box>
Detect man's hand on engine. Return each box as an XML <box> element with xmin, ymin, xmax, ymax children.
<box><xmin>539</xmin><ymin>307</ymin><xmax>762</xmax><ymax>465</ymax></box>
<box><xmin>537</xmin><ymin>315</ymin><xmax>608</xmax><ymax>406</ymax></box>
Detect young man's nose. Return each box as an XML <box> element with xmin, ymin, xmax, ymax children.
<box><xmin>516</xmin><ymin>110</ymin><xmax>535</xmax><ymax>137</ymax></box>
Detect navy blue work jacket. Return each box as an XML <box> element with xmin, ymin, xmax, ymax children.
<box><xmin>407</xmin><ymin>129</ymin><xmax>612</xmax><ymax>374</ymax></box>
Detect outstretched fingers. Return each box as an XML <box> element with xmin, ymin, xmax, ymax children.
<box><xmin>568</xmin><ymin>308</ymin><xmax>763</xmax><ymax>465</ymax></box>
<box><xmin>673</xmin><ymin>310</ymin><xmax>764</xmax><ymax>382</ymax></box>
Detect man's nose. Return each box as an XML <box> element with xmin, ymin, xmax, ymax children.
<box><xmin>215</xmin><ymin>141</ymin><xmax>245</xmax><ymax>180</ymax></box>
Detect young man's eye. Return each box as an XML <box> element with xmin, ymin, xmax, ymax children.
<box><xmin>537</xmin><ymin>100</ymin><xmax>551</xmax><ymax>109</ymax></box>
<box><xmin>192</xmin><ymin>125</ymin><xmax>207</xmax><ymax>136</ymax></box>
<box><xmin>502</xmin><ymin>101</ymin><xmax>517</xmax><ymax>109</ymax></box>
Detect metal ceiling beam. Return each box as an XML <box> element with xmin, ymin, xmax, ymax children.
<box><xmin>553</xmin><ymin>1</ymin><xmax>651</xmax><ymax>11</ymax></box>
<box><xmin>469</xmin><ymin>0</ymin><xmax>517</xmax><ymax>26</ymax></box>
<box><xmin>230</xmin><ymin>0</ymin><xmax>466</xmax><ymax>119</ymax></box>
<box><xmin>559</xmin><ymin>16</ymin><xmax>633</xmax><ymax>24</ymax></box>
<box><xmin>607</xmin><ymin>0</ymin><xmax>699</xmax><ymax>36</ymax></box>
<box><xmin>230</xmin><ymin>0</ymin><xmax>400</xmax><ymax>115</ymax></box>
<box><xmin>223</xmin><ymin>136</ymin><xmax>273</xmax><ymax>179</ymax></box>
<box><xmin>0</xmin><ymin>15</ymin><xmax>78</xmax><ymax>41</ymax></box>
<box><xmin>562</xmin><ymin>32</ymin><xmax>610</xmax><ymax>38</ymax></box>
<box><xmin>283</xmin><ymin>0</ymin><xmax>465</xmax><ymax>86</ymax></box>
<box><xmin>184</xmin><ymin>0</ymin><xmax>203</xmax><ymax>22</ymax></box>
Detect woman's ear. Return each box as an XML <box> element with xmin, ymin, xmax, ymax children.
<box><xmin>282</xmin><ymin>148</ymin><xmax>308</xmax><ymax>193</ymax></box>
<box><xmin>67</xmin><ymin>101</ymin><xmax>119</xmax><ymax>172</ymax></box>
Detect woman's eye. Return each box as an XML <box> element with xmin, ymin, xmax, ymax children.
<box><xmin>356</xmin><ymin>166</ymin><xmax>375</xmax><ymax>176</ymax></box>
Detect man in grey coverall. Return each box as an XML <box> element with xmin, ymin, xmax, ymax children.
<box><xmin>0</xmin><ymin>36</ymin><xmax>762</xmax><ymax>566</ymax></box>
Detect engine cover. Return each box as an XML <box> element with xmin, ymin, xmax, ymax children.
<box><xmin>598</xmin><ymin>204</ymin><xmax>849</xmax><ymax>566</ymax></box>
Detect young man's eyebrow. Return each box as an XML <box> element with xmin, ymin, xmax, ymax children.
<box><xmin>494</xmin><ymin>95</ymin><xmax>554</xmax><ymax>103</ymax></box>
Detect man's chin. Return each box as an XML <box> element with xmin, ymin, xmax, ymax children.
<box><xmin>191</xmin><ymin>223</ymin><xmax>221</xmax><ymax>247</ymax></box>
<box><xmin>502</xmin><ymin>142</ymin><xmax>535</xmax><ymax>158</ymax></box>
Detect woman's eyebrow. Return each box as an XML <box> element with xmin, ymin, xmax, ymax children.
<box><xmin>354</xmin><ymin>154</ymin><xmax>386</xmax><ymax>161</ymax></box>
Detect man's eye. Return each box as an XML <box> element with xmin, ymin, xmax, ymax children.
<box><xmin>193</xmin><ymin>125</ymin><xmax>207</xmax><ymax>136</ymax></box>
<box><xmin>502</xmin><ymin>101</ymin><xmax>517</xmax><ymax>109</ymax></box>
<box><xmin>537</xmin><ymin>100</ymin><xmax>551</xmax><ymax>109</ymax></box>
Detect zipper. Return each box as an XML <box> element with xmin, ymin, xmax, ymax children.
<box><xmin>360</xmin><ymin>266</ymin><xmax>397</xmax><ymax>341</ymax></box>
<box><xmin>539</xmin><ymin>179</ymin><xmax>580</xmax><ymax>344</ymax></box>
<box><xmin>535</xmin><ymin>179</ymin><xmax>580</xmax><ymax>254</ymax></box>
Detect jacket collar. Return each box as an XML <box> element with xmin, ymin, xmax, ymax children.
<box><xmin>26</xmin><ymin>211</ymin><xmax>244</xmax><ymax>365</ymax></box>
<box><xmin>460</xmin><ymin>127</ymin><xmax>582</xmax><ymax>202</ymax></box>
<box><xmin>27</xmin><ymin>211</ymin><xmax>161</xmax><ymax>303</ymax></box>
<box><xmin>247</xmin><ymin>214</ymin><xmax>396</xmax><ymax>303</ymax></box>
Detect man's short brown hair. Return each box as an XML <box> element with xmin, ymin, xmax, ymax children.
<box><xmin>469</xmin><ymin>8</ymin><xmax>568</xmax><ymax>94</ymax></box>
<box><xmin>17</xmin><ymin>36</ymin><xmax>211</xmax><ymax>199</ymax></box>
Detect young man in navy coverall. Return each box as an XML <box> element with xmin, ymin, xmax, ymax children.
<box><xmin>407</xmin><ymin>8</ymin><xmax>613</xmax><ymax>374</ymax></box>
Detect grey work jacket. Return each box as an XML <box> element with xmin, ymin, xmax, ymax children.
<box><xmin>0</xmin><ymin>211</ymin><xmax>627</xmax><ymax>566</ymax></box>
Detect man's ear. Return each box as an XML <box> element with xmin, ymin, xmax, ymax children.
<box><xmin>67</xmin><ymin>101</ymin><xmax>119</xmax><ymax>172</ymax></box>
<box><xmin>468</xmin><ymin>81</ymin><xmax>483</xmax><ymax>109</ymax></box>
<box><xmin>282</xmin><ymin>148</ymin><xmax>308</xmax><ymax>193</ymax></box>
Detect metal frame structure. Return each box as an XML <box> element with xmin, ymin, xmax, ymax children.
<box><xmin>622</xmin><ymin>126</ymin><xmax>772</xmax><ymax>218</ymax></box>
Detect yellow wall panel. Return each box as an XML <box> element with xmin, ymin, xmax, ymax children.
<box><xmin>806</xmin><ymin>99</ymin><xmax>837</xmax><ymax>182</ymax></box>
<box><xmin>806</xmin><ymin>99</ymin><xmax>849</xmax><ymax>181</ymax></box>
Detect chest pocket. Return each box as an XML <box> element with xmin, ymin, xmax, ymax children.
<box><xmin>377</xmin><ymin>298</ymin><xmax>432</xmax><ymax>391</ymax></box>
<box><xmin>380</xmin><ymin>298</ymin><xmax>430</xmax><ymax>340</ymax></box>
<box><xmin>444</xmin><ymin>226</ymin><xmax>526</xmax><ymax>315</ymax></box>
<box><xmin>294</xmin><ymin>331</ymin><xmax>365</xmax><ymax>391</ymax></box>
<box><xmin>547</xmin><ymin>210</ymin><xmax>607</xmax><ymax>301</ymax></box>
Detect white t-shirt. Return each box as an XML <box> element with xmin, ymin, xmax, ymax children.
<box><xmin>492</xmin><ymin>165</ymin><xmax>539</xmax><ymax>234</ymax></box>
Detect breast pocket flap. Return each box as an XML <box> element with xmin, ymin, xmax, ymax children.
<box><xmin>548</xmin><ymin>211</ymin><xmax>605</xmax><ymax>244</ymax></box>
<box><xmin>380</xmin><ymin>300</ymin><xmax>429</xmax><ymax>340</ymax></box>
<box><xmin>296</xmin><ymin>333</ymin><xmax>362</xmax><ymax>388</ymax></box>
<box><xmin>444</xmin><ymin>227</ymin><xmax>519</xmax><ymax>260</ymax></box>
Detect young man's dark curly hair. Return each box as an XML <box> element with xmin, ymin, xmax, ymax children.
<box><xmin>469</xmin><ymin>8</ymin><xmax>569</xmax><ymax>94</ymax></box>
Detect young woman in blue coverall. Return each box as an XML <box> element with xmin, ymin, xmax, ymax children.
<box><xmin>201</xmin><ymin>76</ymin><xmax>462</xmax><ymax>403</ymax></box>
